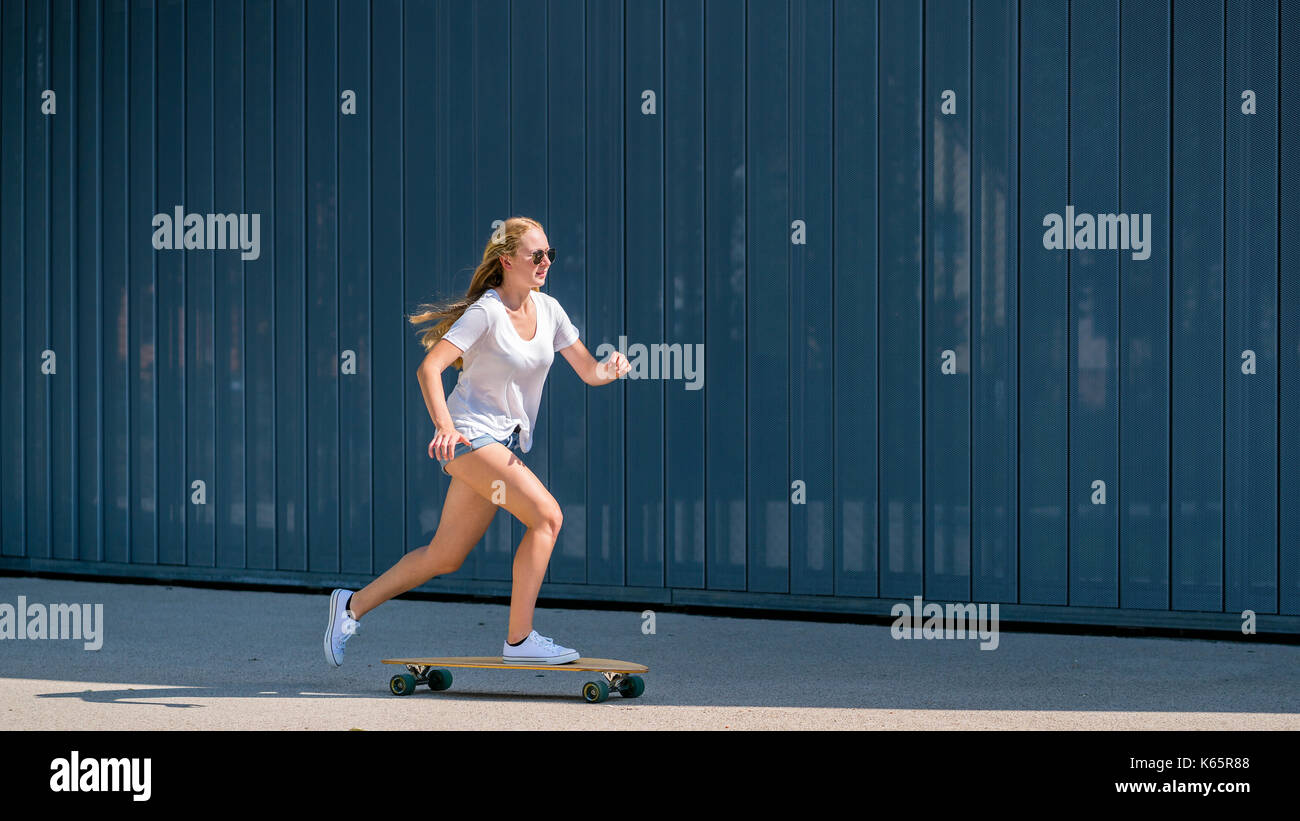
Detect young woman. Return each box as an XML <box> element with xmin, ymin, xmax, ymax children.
<box><xmin>324</xmin><ymin>216</ymin><xmax>629</xmax><ymax>667</ymax></box>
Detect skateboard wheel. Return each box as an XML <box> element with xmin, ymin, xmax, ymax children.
<box><xmin>582</xmin><ymin>680</ymin><xmax>610</xmax><ymax>703</ymax></box>
<box><xmin>426</xmin><ymin>668</ymin><xmax>453</xmax><ymax>691</ymax></box>
<box><xmin>617</xmin><ymin>675</ymin><xmax>645</xmax><ymax>699</ymax></box>
<box><xmin>390</xmin><ymin>673</ymin><xmax>417</xmax><ymax>696</ymax></box>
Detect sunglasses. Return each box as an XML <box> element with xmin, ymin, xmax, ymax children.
<box><xmin>524</xmin><ymin>248</ymin><xmax>556</xmax><ymax>265</ymax></box>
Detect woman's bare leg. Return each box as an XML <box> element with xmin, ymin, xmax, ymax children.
<box><xmin>346</xmin><ymin>476</ymin><xmax>500</xmax><ymax>619</ymax></box>
<box><xmin>444</xmin><ymin>444</ymin><xmax>563</xmax><ymax>643</ymax></box>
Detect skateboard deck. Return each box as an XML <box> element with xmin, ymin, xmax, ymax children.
<box><xmin>381</xmin><ymin>656</ymin><xmax>649</xmax><ymax>703</ymax></box>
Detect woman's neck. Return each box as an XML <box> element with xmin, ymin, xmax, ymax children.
<box><xmin>494</xmin><ymin>283</ymin><xmax>533</xmax><ymax>311</ymax></box>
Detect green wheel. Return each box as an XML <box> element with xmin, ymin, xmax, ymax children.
<box><xmin>617</xmin><ymin>675</ymin><xmax>645</xmax><ymax>699</ymax></box>
<box><xmin>389</xmin><ymin>673</ymin><xmax>417</xmax><ymax>696</ymax></box>
<box><xmin>582</xmin><ymin>679</ymin><xmax>610</xmax><ymax>704</ymax></box>
<box><xmin>426</xmin><ymin>668</ymin><xmax>453</xmax><ymax>691</ymax></box>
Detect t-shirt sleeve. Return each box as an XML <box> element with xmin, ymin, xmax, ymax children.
<box><xmin>441</xmin><ymin>302</ymin><xmax>490</xmax><ymax>353</ymax></box>
<box><xmin>551</xmin><ymin>297</ymin><xmax>581</xmax><ymax>352</ymax></box>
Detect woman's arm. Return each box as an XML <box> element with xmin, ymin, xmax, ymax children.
<box><xmin>559</xmin><ymin>339</ymin><xmax>629</xmax><ymax>386</ymax></box>
<box><xmin>415</xmin><ymin>339</ymin><xmax>463</xmax><ymax>427</ymax></box>
<box><xmin>416</xmin><ymin>339</ymin><xmax>473</xmax><ymax>459</ymax></box>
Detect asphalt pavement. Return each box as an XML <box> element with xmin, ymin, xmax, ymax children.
<box><xmin>2</xmin><ymin>575</ymin><xmax>1297</xmax><ymax>730</ymax></box>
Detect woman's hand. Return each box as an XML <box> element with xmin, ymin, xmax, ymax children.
<box><xmin>429</xmin><ymin>426</ymin><xmax>473</xmax><ymax>462</ymax></box>
<box><xmin>596</xmin><ymin>351</ymin><xmax>632</xmax><ymax>382</ymax></box>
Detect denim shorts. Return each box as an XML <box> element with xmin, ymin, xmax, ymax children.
<box><xmin>437</xmin><ymin>424</ymin><xmax>521</xmax><ymax>476</ymax></box>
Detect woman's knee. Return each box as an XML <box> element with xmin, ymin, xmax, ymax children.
<box><xmin>417</xmin><ymin>543</ymin><xmax>465</xmax><ymax>576</ymax></box>
<box><xmin>531</xmin><ymin>502</ymin><xmax>563</xmax><ymax>539</ymax></box>
<box><xmin>435</xmin><ymin>553</ymin><xmax>467</xmax><ymax>575</ymax></box>
<box><xmin>459</xmin><ymin>447</ymin><xmax>563</xmax><ymax>538</ymax></box>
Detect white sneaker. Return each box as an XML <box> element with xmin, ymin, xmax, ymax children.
<box><xmin>502</xmin><ymin>630</ymin><xmax>579</xmax><ymax>664</ymax></box>
<box><xmin>324</xmin><ymin>589</ymin><xmax>360</xmax><ymax>667</ymax></box>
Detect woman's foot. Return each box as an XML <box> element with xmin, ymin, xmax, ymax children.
<box><xmin>502</xmin><ymin>630</ymin><xmax>579</xmax><ymax>664</ymax></box>
<box><xmin>324</xmin><ymin>589</ymin><xmax>360</xmax><ymax>667</ymax></box>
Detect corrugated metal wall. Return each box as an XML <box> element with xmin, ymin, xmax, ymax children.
<box><xmin>2</xmin><ymin>0</ymin><xmax>1298</xmax><ymax>633</ymax></box>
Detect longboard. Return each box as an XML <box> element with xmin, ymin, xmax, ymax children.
<box><xmin>381</xmin><ymin>656</ymin><xmax>649</xmax><ymax>703</ymax></box>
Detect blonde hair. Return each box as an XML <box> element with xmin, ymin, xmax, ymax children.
<box><xmin>408</xmin><ymin>216</ymin><xmax>544</xmax><ymax>369</ymax></box>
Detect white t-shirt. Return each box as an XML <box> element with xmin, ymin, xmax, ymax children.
<box><xmin>440</xmin><ymin>288</ymin><xmax>581</xmax><ymax>453</ymax></box>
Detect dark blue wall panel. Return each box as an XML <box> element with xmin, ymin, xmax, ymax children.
<box><xmin>403</xmin><ymin>0</ymin><xmax>441</xmax><ymax>574</ymax></box>
<box><xmin>704</xmin><ymin>0</ymin><xmax>745</xmax><ymax>592</ymax></box>
<box><xmin>1019</xmin><ymin>0</ymin><xmax>1069</xmax><ymax>605</ymax></box>
<box><xmin>664</xmin><ymin>0</ymin><xmax>705</xmax><ymax>591</ymax></box>
<box><xmin>1282</xmin><ymin>0</ymin><xmax>1299</xmax><ymax>617</ymax></box>
<box><xmin>244</xmin><ymin>0</ymin><xmax>275</xmax><ymax>571</ymax></box>
<box><xmin>1172</xmin><ymin>0</ymin><xmax>1225</xmax><ymax>612</ymax></box>
<box><xmin>75</xmin><ymin>0</ymin><xmax>103</xmax><ymax>565</ymax></box>
<box><xmin>1</xmin><ymin>0</ymin><xmax>1297</xmax><ymax>633</ymax></box>
<box><xmin>1069</xmin><ymin>0</ymin><xmax>1120</xmax><ymax>607</ymax></box>
<box><xmin>338</xmin><ymin>0</ymin><xmax>371</xmax><ymax>578</ymax></box>
<box><xmin>273</xmin><ymin>0</ymin><xmax>305</xmax><ymax>573</ymax></box>
<box><xmin>50</xmin><ymin>0</ymin><xmax>74</xmax><ymax>562</ymax></box>
<box><xmin>747</xmin><ymin>0</ymin><xmax>788</xmax><ymax>594</ymax></box>
<box><xmin>102</xmin><ymin>0</ymin><xmax>128</xmax><ymax>567</ymax></box>
<box><xmin>185</xmin><ymin>0</ymin><xmax>216</xmax><ymax>569</ymax></box>
<box><xmin>156</xmin><ymin>0</ymin><xmax>183</xmax><ymax>567</ymax></box>
<box><xmin>305</xmin><ymin>0</ymin><xmax>338</xmax><ymax>574</ymax></box>
<box><xmin>1119</xmin><ymin>0</ymin><xmax>1171</xmax><ymax>610</ymax></box>
<box><xmin>128</xmin><ymin>0</ymin><xmax>153</xmax><ymax>566</ymax></box>
<box><xmin>1</xmin><ymin>0</ymin><xmax>26</xmax><ymax>560</ymax></box>
<box><xmin>789</xmin><ymin>0</ymin><xmax>833</xmax><ymax>596</ymax></box>
<box><xmin>832</xmin><ymin>0</ymin><xmax>877</xmax><ymax>599</ymax></box>
<box><xmin>25</xmin><ymin>0</ymin><xmax>50</xmax><ymax>562</ymax></box>
<box><xmin>878</xmin><ymin>0</ymin><xmax>923</xmax><ymax>599</ymax></box>
<box><xmin>1224</xmin><ymin>0</ymin><xmax>1278</xmax><ymax>615</ymax></box>
<box><xmin>212</xmin><ymin>0</ymin><xmax>242</xmax><ymax>571</ymax></box>
<box><xmin>586</xmin><ymin>0</ymin><xmax>624</xmax><ymax>588</ymax></box>
<box><xmin>370</xmin><ymin>0</ymin><xmax>404</xmax><ymax>580</ymax></box>
<box><xmin>625</xmin><ymin>0</ymin><xmax>665</xmax><ymax>590</ymax></box>
<box><xmin>924</xmin><ymin>0</ymin><xmax>971</xmax><ymax>603</ymax></box>
<box><xmin>971</xmin><ymin>0</ymin><xmax>1017</xmax><ymax>605</ymax></box>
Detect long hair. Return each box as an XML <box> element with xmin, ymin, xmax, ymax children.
<box><xmin>408</xmin><ymin>216</ymin><xmax>544</xmax><ymax>369</ymax></box>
